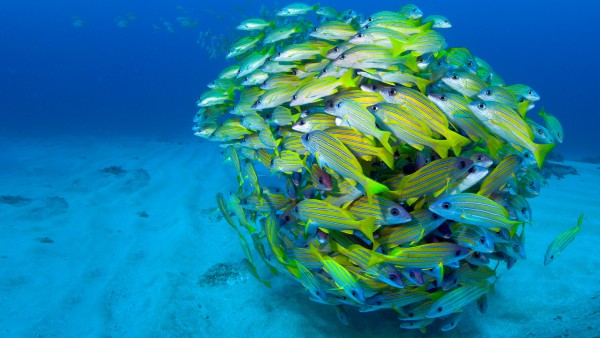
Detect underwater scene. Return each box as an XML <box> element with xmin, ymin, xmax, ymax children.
<box><xmin>1</xmin><ymin>1</ymin><xmax>599</xmax><ymax>337</ymax></box>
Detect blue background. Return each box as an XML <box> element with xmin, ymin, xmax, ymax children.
<box><xmin>1</xmin><ymin>0</ymin><xmax>597</xmax><ymax>159</ymax></box>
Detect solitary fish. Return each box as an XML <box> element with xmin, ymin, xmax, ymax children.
<box><xmin>544</xmin><ymin>214</ymin><xmax>584</xmax><ymax>265</ymax></box>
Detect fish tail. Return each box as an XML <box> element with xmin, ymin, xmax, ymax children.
<box><xmin>403</xmin><ymin>54</ymin><xmax>419</xmax><ymax>72</ymax></box>
<box><xmin>358</xmin><ymin>217</ymin><xmax>376</xmax><ymax>244</ymax></box>
<box><xmin>366</xmin><ymin>251</ymin><xmax>385</xmax><ymax>268</ymax></box>
<box><xmin>430</xmin><ymin>139</ymin><xmax>451</xmax><ymax>159</ymax></box>
<box><xmin>379</xmin><ymin>130</ymin><xmax>394</xmax><ymax>155</ymax></box>
<box><xmin>377</xmin><ymin>147</ymin><xmax>395</xmax><ymax>169</ymax></box>
<box><xmin>517</xmin><ymin>100</ymin><xmax>530</xmax><ymax>117</ymax></box>
<box><xmin>446</xmin><ymin>131</ymin><xmax>470</xmax><ymax>155</ymax></box>
<box><xmin>415</xmin><ymin>77</ymin><xmax>430</xmax><ymax>94</ymax></box>
<box><xmin>532</xmin><ymin>142</ymin><xmax>556</xmax><ymax>169</ymax></box>
<box><xmin>339</xmin><ymin>69</ymin><xmax>357</xmax><ymax>88</ymax></box>
<box><xmin>418</xmin><ymin>21</ymin><xmax>434</xmax><ymax>32</ymax></box>
<box><xmin>390</xmin><ymin>39</ymin><xmax>406</xmax><ymax>58</ymax></box>
<box><xmin>486</xmin><ymin>136</ymin><xmax>503</xmax><ymax>158</ymax></box>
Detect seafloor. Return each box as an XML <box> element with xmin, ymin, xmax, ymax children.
<box><xmin>1</xmin><ymin>137</ymin><xmax>598</xmax><ymax>337</ymax></box>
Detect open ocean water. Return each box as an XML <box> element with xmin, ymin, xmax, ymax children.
<box><xmin>1</xmin><ymin>1</ymin><xmax>599</xmax><ymax>337</ymax></box>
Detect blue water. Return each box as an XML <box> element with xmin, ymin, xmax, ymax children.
<box><xmin>1</xmin><ymin>0</ymin><xmax>599</xmax><ymax>158</ymax></box>
<box><xmin>1</xmin><ymin>1</ymin><xmax>599</xmax><ymax>336</ymax></box>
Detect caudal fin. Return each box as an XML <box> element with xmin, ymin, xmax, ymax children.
<box><xmin>379</xmin><ymin>130</ymin><xmax>394</xmax><ymax>155</ymax></box>
<box><xmin>446</xmin><ymin>131</ymin><xmax>470</xmax><ymax>155</ymax></box>
<box><xmin>532</xmin><ymin>142</ymin><xmax>556</xmax><ymax>169</ymax></box>
<box><xmin>377</xmin><ymin>147</ymin><xmax>395</xmax><ymax>169</ymax></box>
<box><xmin>430</xmin><ymin>139</ymin><xmax>451</xmax><ymax>159</ymax></box>
<box><xmin>358</xmin><ymin>217</ymin><xmax>376</xmax><ymax>245</ymax></box>
<box><xmin>361</xmin><ymin>176</ymin><xmax>390</xmax><ymax>207</ymax></box>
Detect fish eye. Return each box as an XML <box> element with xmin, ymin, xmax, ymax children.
<box><xmin>477</xmin><ymin>103</ymin><xmax>485</xmax><ymax>109</ymax></box>
<box><xmin>270</xmin><ymin>158</ymin><xmax>274</xmax><ymax>165</ymax></box>
<box><xmin>468</xmin><ymin>167</ymin><xmax>476</xmax><ymax>173</ymax></box>
<box><xmin>284</xmin><ymin>215</ymin><xmax>290</xmax><ymax>221</ymax></box>
<box><xmin>277</xmin><ymin>52</ymin><xmax>281</xmax><ymax>57</ymax></box>
<box><xmin>437</xmin><ymin>306</ymin><xmax>443</xmax><ymax>312</ymax></box>
<box><xmin>485</xmin><ymin>90</ymin><xmax>492</xmax><ymax>95</ymax></box>
<box><xmin>336</xmin><ymin>102</ymin><xmax>342</xmax><ymax>108</ymax></box>
<box><xmin>451</xmin><ymin>74</ymin><xmax>459</xmax><ymax>80</ymax></box>
<box><xmin>458</xmin><ymin>160</ymin><xmax>467</xmax><ymax>169</ymax></box>
<box><xmin>328</xmin><ymin>101</ymin><xmax>335</xmax><ymax>108</ymax></box>
<box><xmin>528</xmin><ymin>90</ymin><xmax>533</xmax><ymax>95</ymax></box>
<box><xmin>368</xmin><ymin>17</ymin><xmax>373</xmax><ymax>22</ymax></box>
<box><xmin>444</xmin><ymin>20</ymin><xmax>448</xmax><ymax>23</ymax></box>
<box><xmin>389</xmin><ymin>88</ymin><xmax>397</xmax><ymax>96</ymax></box>
<box><xmin>454</xmin><ymin>249</ymin><xmax>462</xmax><ymax>256</ymax></box>
<box><xmin>512</xmin><ymin>244</ymin><xmax>520</xmax><ymax>252</ymax></box>
<box><xmin>442</xmin><ymin>202</ymin><xmax>451</xmax><ymax>209</ymax></box>
<box><xmin>339</xmin><ymin>54</ymin><xmax>346</xmax><ymax>60</ymax></box>
<box><xmin>389</xmin><ymin>274</ymin><xmax>397</xmax><ymax>281</ymax></box>
<box><xmin>474</xmin><ymin>252</ymin><xmax>481</xmax><ymax>258</ymax></box>
<box><xmin>476</xmin><ymin>155</ymin><xmax>483</xmax><ymax>161</ymax></box>
<box><xmin>536</xmin><ymin>128</ymin><xmax>543</xmax><ymax>134</ymax></box>
<box><xmin>432</xmin><ymin>213</ymin><xmax>439</xmax><ymax>220</ymax></box>
<box><xmin>468</xmin><ymin>61</ymin><xmax>473</xmax><ymax>67</ymax></box>
<box><xmin>524</xmin><ymin>152</ymin><xmax>531</xmax><ymax>158</ymax></box>
<box><xmin>357</xmin><ymin>33</ymin><xmax>364</xmax><ymax>38</ymax></box>
<box><xmin>521</xmin><ymin>207</ymin><xmax>527</xmax><ymax>214</ymax></box>
<box><xmin>299</xmin><ymin>120</ymin><xmax>306</xmax><ymax>126</ymax></box>
<box><xmin>409</xmin><ymin>271</ymin><xmax>415</xmax><ymax>278</ymax></box>
<box><xmin>313</xmin><ymin>27</ymin><xmax>319</xmax><ymax>32</ymax></box>
<box><xmin>529</xmin><ymin>181</ymin><xmax>534</xmax><ymax>188</ymax></box>
<box><xmin>557</xmin><ymin>132</ymin><xmax>561</xmax><ymax>137</ymax></box>
<box><xmin>292</xmin><ymin>94</ymin><xmax>297</xmax><ymax>100</ymax></box>
<box><xmin>315</xmin><ymin>290</ymin><xmax>320</xmax><ymax>295</ymax></box>
<box><xmin>322</xmin><ymin>69</ymin><xmax>327</xmax><ymax>74</ymax></box>
<box><xmin>303</xmin><ymin>133</ymin><xmax>310</xmax><ymax>141</ymax></box>
<box><xmin>479</xmin><ymin>236</ymin><xmax>486</xmax><ymax>244</ymax></box>
<box><xmin>294</xmin><ymin>206</ymin><xmax>299</xmax><ymax>213</ymax></box>
<box><xmin>371</xmin><ymin>84</ymin><xmax>378</xmax><ymax>90</ymax></box>
<box><xmin>256</xmin><ymin>100</ymin><xmax>261</xmax><ymax>105</ymax></box>
<box><xmin>390</xmin><ymin>208</ymin><xmax>400</xmax><ymax>216</ymax></box>
<box><xmin>333</xmin><ymin>47</ymin><xmax>339</xmax><ymax>52</ymax></box>
<box><xmin>440</xmin><ymin>95</ymin><xmax>447</xmax><ymax>101</ymax></box>
<box><xmin>351</xmin><ymin>290</ymin><xmax>358</xmax><ymax>297</ymax></box>
<box><xmin>371</xmin><ymin>105</ymin><xmax>379</xmax><ymax>111</ymax></box>
<box><xmin>518</xmin><ymin>97</ymin><xmax>525</xmax><ymax>103</ymax></box>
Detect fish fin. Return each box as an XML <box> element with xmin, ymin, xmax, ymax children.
<box><xmin>532</xmin><ymin>143</ymin><xmax>556</xmax><ymax>169</ymax></box>
<box><xmin>361</xmin><ymin>177</ymin><xmax>390</xmax><ymax>206</ymax></box>
<box><xmin>366</xmin><ymin>251</ymin><xmax>385</xmax><ymax>268</ymax></box>
<box><xmin>415</xmin><ymin>77</ymin><xmax>430</xmax><ymax>94</ymax></box>
<box><xmin>430</xmin><ymin>139</ymin><xmax>451</xmax><ymax>159</ymax></box>
<box><xmin>379</xmin><ymin>131</ymin><xmax>394</xmax><ymax>154</ymax></box>
<box><xmin>359</xmin><ymin>217</ymin><xmax>376</xmax><ymax>244</ymax></box>
<box><xmin>486</xmin><ymin>137</ymin><xmax>503</xmax><ymax>158</ymax></box>
<box><xmin>517</xmin><ymin>100</ymin><xmax>530</xmax><ymax>117</ymax></box>
<box><xmin>390</xmin><ymin>39</ymin><xmax>406</xmax><ymax>58</ymax></box>
<box><xmin>339</xmin><ymin>69</ymin><xmax>357</xmax><ymax>88</ymax></box>
<box><xmin>378</xmin><ymin>147</ymin><xmax>395</xmax><ymax>169</ymax></box>
<box><xmin>418</xmin><ymin>21</ymin><xmax>434</xmax><ymax>33</ymax></box>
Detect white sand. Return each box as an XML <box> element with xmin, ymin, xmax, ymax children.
<box><xmin>0</xmin><ymin>137</ymin><xmax>598</xmax><ymax>337</ymax></box>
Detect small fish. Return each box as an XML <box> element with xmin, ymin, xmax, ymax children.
<box><xmin>293</xmin><ymin>199</ymin><xmax>376</xmax><ymax>243</ymax></box>
<box><xmin>310</xmin><ymin>21</ymin><xmax>357</xmax><ymax>40</ymax></box>
<box><xmin>309</xmin><ymin>244</ymin><xmax>365</xmax><ymax>303</ymax></box>
<box><xmin>478</xmin><ymin>154</ymin><xmax>522</xmax><ymax>197</ymax></box>
<box><xmin>426</xmin><ymin>281</ymin><xmax>491</xmax><ymax>318</ymax></box>
<box><xmin>538</xmin><ymin>108</ymin><xmax>564</xmax><ymax>143</ymax></box>
<box><xmin>301</xmin><ymin>130</ymin><xmax>390</xmax><ymax>205</ymax></box>
<box><xmin>290</xmin><ymin>70</ymin><xmax>357</xmax><ymax>106</ymax></box>
<box><xmin>442</xmin><ymin>71</ymin><xmax>488</xmax><ymax>98</ymax></box>
<box><xmin>309</xmin><ymin>163</ymin><xmax>333</xmax><ymax>191</ymax></box>
<box><xmin>236</xmin><ymin>18</ymin><xmax>274</xmax><ymax>31</ymax></box>
<box><xmin>277</xmin><ymin>3</ymin><xmax>319</xmax><ymax>17</ymax></box>
<box><xmin>325</xmin><ymin>126</ymin><xmax>395</xmax><ymax>169</ymax></box>
<box><xmin>544</xmin><ymin>214</ymin><xmax>584</xmax><ymax>265</ymax></box>
<box><xmin>347</xmin><ymin>195</ymin><xmax>411</xmax><ymax>226</ymax></box>
<box><xmin>368</xmin><ymin>242</ymin><xmax>471</xmax><ymax>269</ymax></box>
<box><xmin>506</xmin><ymin>84</ymin><xmax>540</xmax><ymax>102</ymax></box>
<box><xmin>423</xmin><ymin>15</ymin><xmax>452</xmax><ymax>28</ymax></box>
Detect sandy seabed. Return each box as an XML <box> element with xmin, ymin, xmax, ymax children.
<box><xmin>0</xmin><ymin>136</ymin><xmax>598</xmax><ymax>338</ymax></box>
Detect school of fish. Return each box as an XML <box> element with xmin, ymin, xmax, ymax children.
<box><xmin>192</xmin><ymin>3</ymin><xmax>579</xmax><ymax>332</ymax></box>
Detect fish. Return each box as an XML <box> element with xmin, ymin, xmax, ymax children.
<box><xmin>309</xmin><ymin>244</ymin><xmax>365</xmax><ymax>303</ymax></box>
<box><xmin>423</xmin><ymin>15</ymin><xmax>452</xmax><ymax>28</ymax></box>
<box><xmin>477</xmin><ymin>154</ymin><xmax>522</xmax><ymax>196</ymax></box>
<box><xmin>468</xmin><ymin>101</ymin><xmax>555</xmax><ymax>168</ymax></box>
<box><xmin>442</xmin><ymin>71</ymin><xmax>488</xmax><ymax>98</ymax></box>
<box><xmin>325</xmin><ymin>99</ymin><xmax>394</xmax><ymax>154</ymax></box>
<box><xmin>506</xmin><ymin>84</ymin><xmax>540</xmax><ymax>102</ymax></box>
<box><xmin>426</xmin><ymin>281</ymin><xmax>492</xmax><ymax>318</ymax></box>
<box><xmin>388</xmin><ymin>157</ymin><xmax>473</xmax><ymax>200</ymax></box>
<box><xmin>236</xmin><ymin>18</ymin><xmax>274</xmax><ymax>31</ymax></box>
<box><xmin>429</xmin><ymin>193</ymin><xmax>522</xmax><ymax>232</ymax></box>
<box><xmin>325</xmin><ymin>126</ymin><xmax>395</xmax><ymax>169</ymax></box>
<box><xmin>377</xmin><ymin>86</ymin><xmax>471</xmax><ymax>154</ymax></box>
<box><xmin>347</xmin><ymin>195</ymin><xmax>411</xmax><ymax>226</ymax></box>
<box><xmin>292</xmin><ymin>199</ymin><xmax>376</xmax><ymax>243</ymax></box>
<box><xmin>368</xmin><ymin>242</ymin><xmax>471</xmax><ymax>269</ymax></box>
<box><xmin>301</xmin><ymin>130</ymin><xmax>390</xmax><ymax>204</ymax></box>
<box><xmin>277</xmin><ymin>3</ymin><xmax>319</xmax><ymax>16</ymax></box>
<box><xmin>290</xmin><ymin>70</ymin><xmax>357</xmax><ymax>106</ymax></box>
<box><xmin>377</xmin><ymin>209</ymin><xmax>446</xmax><ymax>248</ymax></box>
<box><xmin>310</xmin><ymin>21</ymin><xmax>357</xmax><ymax>40</ymax></box>
<box><xmin>538</xmin><ymin>108</ymin><xmax>564</xmax><ymax>143</ymax></box>
<box><xmin>544</xmin><ymin>214</ymin><xmax>584</xmax><ymax>265</ymax></box>
<box><xmin>368</xmin><ymin>102</ymin><xmax>451</xmax><ymax>158</ymax></box>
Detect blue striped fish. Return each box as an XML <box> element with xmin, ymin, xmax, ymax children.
<box><xmin>325</xmin><ymin>126</ymin><xmax>395</xmax><ymax>169</ymax></box>
<box><xmin>389</xmin><ymin>157</ymin><xmax>473</xmax><ymax>200</ymax></box>
<box><xmin>478</xmin><ymin>154</ymin><xmax>522</xmax><ymax>196</ymax></box>
<box><xmin>429</xmin><ymin>193</ymin><xmax>522</xmax><ymax>231</ymax></box>
<box><xmin>310</xmin><ymin>245</ymin><xmax>366</xmax><ymax>303</ymax></box>
<box><xmin>426</xmin><ymin>281</ymin><xmax>492</xmax><ymax>318</ymax></box>
<box><xmin>347</xmin><ymin>195</ymin><xmax>411</xmax><ymax>226</ymax></box>
<box><xmin>368</xmin><ymin>242</ymin><xmax>470</xmax><ymax>268</ymax></box>
<box><xmin>544</xmin><ymin>214</ymin><xmax>584</xmax><ymax>265</ymax></box>
<box><xmin>301</xmin><ymin>130</ymin><xmax>389</xmax><ymax>205</ymax></box>
<box><xmin>292</xmin><ymin>199</ymin><xmax>376</xmax><ymax>243</ymax></box>
<box><xmin>378</xmin><ymin>209</ymin><xmax>445</xmax><ymax>248</ymax></box>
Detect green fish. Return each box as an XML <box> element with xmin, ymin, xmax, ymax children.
<box><xmin>290</xmin><ymin>70</ymin><xmax>356</xmax><ymax>106</ymax></box>
<box><xmin>442</xmin><ymin>71</ymin><xmax>488</xmax><ymax>98</ymax></box>
<box><xmin>236</xmin><ymin>18</ymin><xmax>274</xmax><ymax>31</ymax></box>
<box><xmin>300</xmin><ymin>130</ymin><xmax>390</xmax><ymax>205</ymax></box>
<box><xmin>325</xmin><ymin>99</ymin><xmax>394</xmax><ymax>154</ymax></box>
<box><xmin>277</xmin><ymin>3</ymin><xmax>319</xmax><ymax>16</ymax></box>
<box><xmin>292</xmin><ymin>199</ymin><xmax>376</xmax><ymax>243</ymax></box>
<box><xmin>429</xmin><ymin>193</ymin><xmax>522</xmax><ymax>232</ymax></box>
<box><xmin>477</xmin><ymin>154</ymin><xmax>522</xmax><ymax>197</ymax></box>
<box><xmin>469</xmin><ymin>101</ymin><xmax>555</xmax><ymax>168</ymax></box>
<box><xmin>325</xmin><ymin>126</ymin><xmax>395</xmax><ymax>169</ymax></box>
<box><xmin>368</xmin><ymin>242</ymin><xmax>471</xmax><ymax>269</ymax></box>
<box><xmin>310</xmin><ymin>21</ymin><xmax>357</xmax><ymax>40</ymax></box>
<box><xmin>426</xmin><ymin>281</ymin><xmax>492</xmax><ymax>318</ymax></box>
<box><xmin>538</xmin><ymin>108</ymin><xmax>564</xmax><ymax>143</ymax></box>
<box><xmin>544</xmin><ymin>214</ymin><xmax>584</xmax><ymax>265</ymax></box>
